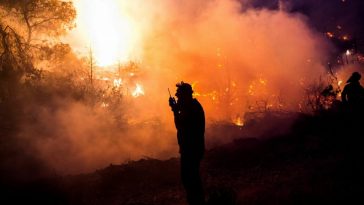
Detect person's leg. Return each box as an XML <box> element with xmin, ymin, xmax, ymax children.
<box><xmin>191</xmin><ymin>158</ymin><xmax>204</xmax><ymax>205</ymax></box>
<box><xmin>181</xmin><ymin>155</ymin><xmax>204</xmax><ymax>205</ymax></box>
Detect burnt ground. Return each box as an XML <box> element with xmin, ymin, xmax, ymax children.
<box><xmin>1</xmin><ymin>110</ymin><xmax>364</xmax><ymax>205</ymax></box>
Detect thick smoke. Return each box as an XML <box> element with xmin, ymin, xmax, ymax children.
<box><xmin>17</xmin><ymin>99</ymin><xmax>177</xmax><ymax>174</ymax></box>
<box><xmin>17</xmin><ymin>0</ymin><xmax>333</xmax><ymax>175</ymax></box>
<box><xmin>131</xmin><ymin>0</ymin><xmax>330</xmax><ymax>117</ymax></box>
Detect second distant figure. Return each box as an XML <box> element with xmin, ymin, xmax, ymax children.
<box><xmin>169</xmin><ymin>82</ymin><xmax>205</xmax><ymax>205</ymax></box>
<box><xmin>341</xmin><ymin>71</ymin><xmax>364</xmax><ymax>110</ymax></box>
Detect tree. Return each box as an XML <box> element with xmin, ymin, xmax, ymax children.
<box><xmin>0</xmin><ymin>24</ymin><xmax>35</xmax><ymax>100</ymax></box>
<box><xmin>0</xmin><ymin>0</ymin><xmax>76</xmax><ymax>101</ymax></box>
<box><xmin>0</xmin><ymin>0</ymin><xmax>76</xmax><ymax>69</ymax></box>
<box><xmin>0</xmin><ymin>0</ymin><xmax>76</xmax><ymax>45</ymax></box>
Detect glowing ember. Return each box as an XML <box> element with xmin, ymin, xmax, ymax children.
<box><xmin>248</xmin><ymin>84</ymin><xmax>254</xmax><ymax>95</ymax></box>
<box><xmin>248</xmin><ymin>77</ymin><xmax>269</xmax><ymax>96</ymax></box>
<box><xmin>338</xmin><ymin>80</ymin><xmax>343</xmax><ymax>86</ymax></box>
<box><xmin>211</xmin><ymin>93</ymin><xmax>217</xmax><ymax>101</ymax></box>
<box><xmin>101</xmin><ymin>102</ymin><xmax>109</xmax><ymax>108</ymax></box>
<box><xmin>193</xmin><ymin>92</ymin><xmax>201</xmax><ymax>97</ymax></box>
<box><xmin>132</xmin><ymin>83</ymin><xmax>145</xmax><ymax>97</ymax></box>
<box><xmin>233</xmin><ymin>116</ymin><xmax>244</xmax><ymax>127</ymax></box>
<box><xmin>341</xmin><ymin>35</ymin><xmax>349</xmax><ymax>41</ymax></box>
<box><xmin>113</xmin><ymin>78</ymin><xmax>123</xmax><ymax>88</ymax></box>
<box><xmin>259</xmin><ymin>78</ymin><xmax>267</xmax><ymax>85</ymax></box>
<box><xmin>326</xmin><ymin>32</ymin><xmax>334</xmax><ymax>38</ymax></box>
<box><xmin>192</xmin><ymin>82</ymin><xmax>203</xmax><ymax>98</ymax></box>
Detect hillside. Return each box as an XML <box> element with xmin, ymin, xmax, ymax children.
<box><xmin>2</xmin><ymin>110</ymin><xmax>363</xmax><ymax>205</ymax></box>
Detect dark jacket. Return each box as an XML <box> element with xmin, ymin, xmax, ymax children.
<box><xmin>341</xmin><ymin>81</ymin><xmax>364</xmax><ymax>107</ymax></box>
<box><xmin>173</xmin><ymin>99</ymin><xmax>205</xmax><ymax>158</ymax></box>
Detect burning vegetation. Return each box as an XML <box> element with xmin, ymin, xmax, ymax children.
<box><xmin>1</xmin><ymin>0</ymin><xmax>364</xmax><ymax>182</ymax></box>
<box><xmin>1</xmin><ymin>1</ymin><xmax>364</xmax><ymax>205</ymax></box>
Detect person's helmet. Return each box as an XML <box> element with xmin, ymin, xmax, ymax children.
<box><xmin>347</xmin><ymin>72</ymin><xmax>361</xmax><ymax>83</ymax></box>
<box><xmin>176</xmin><ymin>81</ymin><xmax>193</xmax><ymax>96</ymax></box>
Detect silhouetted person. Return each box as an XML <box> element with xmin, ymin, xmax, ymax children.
<box><xmin>340</xmin><ymin>72</ymin><xmax>364</xmax><ymax>203</ymax></box>
<box><xmin>341</xmin><ymin>72</ymin><xmax>364</xmax><ymax>111</ymax></box>
<box><xmin>169</xmin><ymin>82</ymin><xmax>205</xmax><ymax>205</ymax></box>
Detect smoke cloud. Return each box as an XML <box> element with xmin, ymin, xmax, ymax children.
<box><xmin>131</xmin><ymin>0</ymin><xmax>330</xmax><ymax>118</ymax></box>
<box><xmin>15</xmin><ymin>0</ymin><xmax>334</xmax><ymax>175</ymax></box>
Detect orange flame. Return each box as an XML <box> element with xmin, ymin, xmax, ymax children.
<box><xmin>233</xmin><ymin>116</ymin><xmax>244</xmax><ymax>127</ymax></box>
<box><xmin>113</xmin><ymin>78</ymin><xmax>122</xmax><ymax>88</ymax></box>
<box><xmin>132</xmin><ymin>83</ymin><xmax>145</xmax><ymax>97</ymax></box>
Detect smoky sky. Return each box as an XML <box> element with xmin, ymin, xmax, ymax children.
<box><xmin>243</xmin><ymin>0</ymin><xmax>364</xmax><ymax>52</ymax></box>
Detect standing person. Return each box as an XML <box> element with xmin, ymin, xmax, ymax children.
<box><xmin>340</xmin><ymin>72</ymin><xmax>364</xmax><ymax>204</ymax></box>
<box><xmin>169</xmin><ymin>81</ymin><xmax>205</xmax><ymax>205</ymax></box>
<box><xmin>341</xmin><ymin>71</ymin><xmax>364</xmax><ymax>111</ymax></box>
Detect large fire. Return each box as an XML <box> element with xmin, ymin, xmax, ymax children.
<box><xmin>62</xmin><ymin>0</ymin><xmax>345</xmax><ymax>125</ymax></box>
<box><xmin>72</xmin><ymin>0</ymin><xmax>136</xmax><ymax>66</ymax></box>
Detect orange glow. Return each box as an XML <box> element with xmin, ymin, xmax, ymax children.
<box><xmin>233</xmin><ymin>116</ymin><xmax>244</xmax><ymax>127</ymax></box>
<box><xmin>132</xmin><ymin>83</ymin><xmax>145</xmax><ymax>97</ymax></box>
<box><xmin>326</xmin><ymin>32</ymin><xmax>334</xmax><ymax>38</ymax></box>
<box><xmin>101</xmin><ymin>102</ymin><xmax>109</xmax><ymax>108</ymax></box>
<box><xmin>72</xmin><ymin>0</ymin><xmax>137</xmax><ymax>66</ymax></box>
<box><xmin>259</xmin><ymin>78</ymin><xmax>267</xmax><ymax>85</ymax></box>
<box><xmin>113</xmin><ymin>78</ymin><xmax>123</xmax><ymax>88</ymax></box>
<box><xmin>341</xmin><ymin>35</ymin><xmax>349</xmax><ymax>41</ymax></box>
<box><xmin>191</xmin><ymin>82</ymin><xmax>218</xmax><ymax>101</ymax></box>
<box><xmin>248</xmin><ymin>77</ymin><xmax>268</xmax><ymax>96</ymax></box>
<box><xmin>25</xmin><ymin>0</ymin><xmax>335</xmax><ymax>174</ymax></box>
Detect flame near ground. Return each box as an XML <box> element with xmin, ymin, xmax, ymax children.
<box><xmin>21</xmin><ymin>0</ymin><xmax>337</xmax><ymax>174</ymax></box>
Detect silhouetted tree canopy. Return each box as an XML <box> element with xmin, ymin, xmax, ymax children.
<box><xmin>0</xmin><ymin>0</ymin><xmax>76</xmax><ymax>44</ymax></box>
<box><xmin>0</xmin><ymin>0</ymin><xmax>76</xmax><ymax>101</ymax></box>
